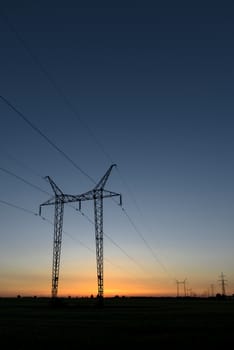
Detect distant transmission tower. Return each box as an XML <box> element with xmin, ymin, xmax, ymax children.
<box><xmin>218</xmin><ymin>272</ymin><xmax>227</xmax><ymax>296</ymax></box>
<box><xmin>176</xmin><ymin>278</ymin><xmax>187</xmax><ymax>297</ymax></box>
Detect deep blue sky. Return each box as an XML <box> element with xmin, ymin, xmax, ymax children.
<box><xmin>0</xmin><ymin>0</ymin><xmax>233</xmax><ymax>297</ymax></box>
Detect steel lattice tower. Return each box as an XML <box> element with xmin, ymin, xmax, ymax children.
<box><xmin>176</xmin><ymin>278</ymin><xmax>187</xmax><ymax>297</ymax></box>
<box><xmin>39</xmin><ymin>164</ymin><xmax>121</xmax><ymax>300</ymax></box>
<box><xmin>218</xmin><ymin>272</ymin><xmax>227</xmax><ymax>296</ymax></box>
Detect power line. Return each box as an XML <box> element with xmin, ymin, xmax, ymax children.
<box><xmin>120</xmin><ymin>206</ymin><xmax>173</xmax><ymax>279</ymax></box>
<box><xmin>0</xmin><ymin>197</ymin><xmax>142</xmax><ymax>275</ymax></box>
<box><xmin>0</xmin><ymin>94</ymin><xmax>96</xmax><ymax>184</ymax></box>
<box><xmin>0</xmin><ymin>165</ymin><xmax>147</xmax><ymax>274</ymax></box>
<box><xmin>3</xmin><ymin>149</ymin><xmax>44</xmax><ymax>179</ymax></box>
<box><xmin>1</xmin><ymin>10</ymin><xmax>114</xmax><ymax>165</ymax></box>
<box><xmin>0</xmin><ymin>166</ymin><xmax>49</xmax><ymax>195</ymax></box>
<box><xmin>111</xmin><ymin>166</ymin><xmax>175</xmax><ymax>279</ymax></box>
<box><xmin>1</xmin><ymin>94</ymin><xmax>173</xmax><ymax>280</ymax></box>
<box><xmin>1</xmin><ymin>12</ymin><xmax>175</xmax><ymax>283</ymax></box>
<box><xmin>0</xmin><ymin>198</ymin><xmax>100</xmax><ymax>264</ymax></box>
<box><xmin>0</xmin><ymin>141</ymin><xmax>142</xmax><ymax>274</ymax></box>
<box><xmin>0</xmin><ymin>198</ymin><xmax>38</xmax><ymax>216</ymax></box>
<box><xmin>1</xmin><ymin>10</ymin><xmax>161</xmax><ymax>248</ymax></box>
<box><xmin>75</xmin><ymin>208</ymin><xmax>147</xmax><ymax>273</ymax></box>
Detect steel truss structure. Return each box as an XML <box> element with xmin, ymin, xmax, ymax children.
<box><xmin>39</xmin><ymin>164</ymin><xmax>122</xmax><ymax>300</ymax></box>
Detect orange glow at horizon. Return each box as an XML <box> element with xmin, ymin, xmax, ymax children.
<box><xmin>0</xmin><ymin>275</ymin><xmax>179</xmax><ymax>298</ymax></box>
<box><xmin>0</xmin><ymin>267</ymin><xmax>222</xmax><ymax>298</ymax></box>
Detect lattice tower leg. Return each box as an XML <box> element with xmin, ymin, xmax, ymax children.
<box><xmin>94</xmin><ymin>196</ymin><xmax>104</xmax><ymax>300</ymax></box>
<box><xmin>51</xmin><ymin>200</ymin><xmax>64</xmax><ymax>298</ymax></box>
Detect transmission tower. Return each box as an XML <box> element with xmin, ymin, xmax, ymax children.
<box><xmin>39</xmin><ymin>164</ymin><xmax>121</xmax><ymax>300</ymax></box>
<box><xmin>176</xmin><ymin>278</ymin><xmax>187</xmax><ymax>297</ymax></box>
<box><xmin>218</xmin><ymin>272</ymin><xmax>227</xmax><ymax>296</ymax></box>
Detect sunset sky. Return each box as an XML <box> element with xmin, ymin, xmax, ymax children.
<box><xmin>0</xmin><ymin>0</ymin><xmax>233</xmax><ymax>298</ymax></box>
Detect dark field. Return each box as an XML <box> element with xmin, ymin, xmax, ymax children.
<box><xmin>0</xmin><ymin>296</ymin><xmax>233</xmax><ymax>348</ymax></box>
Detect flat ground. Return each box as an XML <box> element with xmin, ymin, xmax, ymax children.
<box><xmin>0</xmin><ymin>296</ymin><xmax>233</xmax><ymax>348</ymax></box>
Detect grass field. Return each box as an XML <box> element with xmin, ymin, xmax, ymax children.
<box><xmin>0</xmin><ymin>296</ymin><xmax>233</xmax><ymax>347</ymax></box>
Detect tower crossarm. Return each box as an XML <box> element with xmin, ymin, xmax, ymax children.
<box><xmin>99</xmin><ymin>189</ymin><xmax>122</xmax><ymax>202</ymax></box>
<box><xmin>39</xmin><ymin>197</ymin><xmax>59</xmax><ymax>215</ymax></box>
<box><xmin>73</xmin><ymin>189</ymin><xmax>122</xmax><ymax>209</ymax></box>
<box><xmin>39</xmin><ymin>193</ymin><xmax>91</xmax><ymax>215</ymax></box>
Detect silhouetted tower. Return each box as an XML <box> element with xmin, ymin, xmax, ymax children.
<box><xmin>218</xmin><ymin>272</ymin><xmax>227</xmax><ymax>296</ymax></box>
<box><xmin>78</xmin><ymin>164</ymin><xmax>122</xmax><ymax>302</ymax></box>
<box><xmin>39</xmin><ymin>164</ymin><xmax>121</xmax><ymax>300</ymax></box>
<box><xmin>176</xmin><ymin>278</ymin><xmax>187</xmax><ymax>297</ymax></box>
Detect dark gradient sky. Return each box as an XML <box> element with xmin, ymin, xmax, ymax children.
<box><xmin>0</xmin><ymin>0</ymin><xmax>233</xmax><ymax>297</ymax></box>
